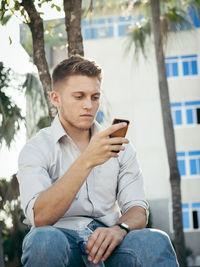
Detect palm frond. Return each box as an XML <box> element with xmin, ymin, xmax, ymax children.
<box><xmin>125</xmin><ymin>18</ymin><xmax>151</xmax><ymax>59</ymax></box>
<box><xmin>163</xmin><ymin>6</ymin><xmax>193</xmax><ymax>31</ymax></box>
<box><xmin>0</xmin><ymin>62</ymin><xmax>24</xmax><ymax>148</ymax></box>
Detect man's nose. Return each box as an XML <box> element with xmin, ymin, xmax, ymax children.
<box><xmin>83</xmin><ymin>98</ymin><xmax>92</xmax><ymax>109</ymax></box>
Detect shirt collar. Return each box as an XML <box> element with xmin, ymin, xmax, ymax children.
<box><xmin>51</xmin><ymin>114</ymin><xmax>102</xmax><ymax>143</ymax></box>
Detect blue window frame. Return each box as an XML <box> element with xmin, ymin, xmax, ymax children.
<box><xmin>178</xmin><ymin>160</ymin><xmax>186</xmax><ymax>175</ymax></box>
<box><xmin>175</xmin><ymin>110</ymin><xmax>182</xmax><ymax>125</ymax></box>
<box><xmin>177</xmin><ymin>152</ymin><xmax>186</xmax><ymax>176</ymax></box>
<box><xmin>181</xmin><ymin>203</ymin><xmax>200</xmax><ymax>230</ymax></box>
<box><xmin>165</xmin><ymin>54</ymin><xmax>198</xmax><ymax>78</ymax></box>
<box><xmin>188</xmin><ymin>151</ymin><xmax>200</xmax><ymax>176</ymax></box>
<box><xmin>181</xmin><ymin>55</ymin><xmax>198</xmax><ymax>76</ymax></box>
<box><xmin>118</xmin><ymin>24</ymin><xmax>129</xmax><ymax>36</ymax></box>
<box><xmin>165</xmin><ymin>57</ymin><xmax>179</xmax><ymax>77</ymax></box>
<box><xmin>171</xmin><ymin>103</ymin><xmax>182</xmax><ymax>125</ymax></box>
<box><xmin>183</xmin><ymin>211</ymin><xmax>190</xmax><ymax>229</ymax></box>
<box><xmin>171</xmin><ymin>101</ymin><xmax>200</xmax><ymax>126</ymax></box>
<box><xmin>188</xmin><ymin>5</ymin><xmax>200</xmax><ymax>28</ymax></box>
<box><xmin>186</xmin><ymin>109</ymin><xmax>194</xmax><ymax>124</ymax></box>
<box><xmin>171</xmin><ymin>203</ymin><xmax>200</xmax><ymax>231</ymax></box>
<box><xmin>177</xmin><ymin>151</ymin><xmax>200</xmax><ymax>177</ymax></box>
<box><xmin>82</xmin><ymin>15</ymin><xmax>132</xmax><ymax>40</ymax></box>
<box><xmin>83</xmin><ymin>26</ymin><xmax>114</xmax><ymax>40</ymax></box>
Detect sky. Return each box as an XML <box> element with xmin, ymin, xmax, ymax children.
<box><xmin>0</xmin><ymin>1</ymin><xmax>64</xmax><ymax>179</ymax></box>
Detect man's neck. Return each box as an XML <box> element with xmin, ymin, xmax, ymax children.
<box><xmin>59</xmin><ymin>117</ymin><xmax>91</xmax><ymax>151</ymax></box>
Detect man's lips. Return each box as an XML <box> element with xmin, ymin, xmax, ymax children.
<box><xmin>80</xmin><ymin>114</ymin><xmax>93</xmax><ymax>117</ymax></box>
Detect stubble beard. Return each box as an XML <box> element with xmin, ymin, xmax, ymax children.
<box><xmin>61</xmin><ymin>110</ymin><xmax>93</xmax><ymax>132</ymax></box>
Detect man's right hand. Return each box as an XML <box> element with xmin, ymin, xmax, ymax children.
<box><xmin>83</xmin><ymin>122</ymin><xmax>129</xmax><ymax>168</ymax></box>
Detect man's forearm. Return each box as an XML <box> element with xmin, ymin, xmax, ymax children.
<box><xmin>34</xmin><ymin>154</ymin><xmax>93</xmax><ymax>227</ymax></box>
<box><xmin>115</xmin><ymin>206</ymin><xmax>147</xmax><ymax>231</ymax></box>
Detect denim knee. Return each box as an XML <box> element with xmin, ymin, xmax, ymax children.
<box><xmin>118</xmin><ymin>228</ymin><xmax>178</xmax><ymax>267</ymax></box>
<box><xmin>22</xmin><ymin>226</ymin><xmax>70</xmax><ymax>267</ymax></box>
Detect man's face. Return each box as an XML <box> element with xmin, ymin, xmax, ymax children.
<box><xmin>51</xmin><ymin>74</ymin><xmax>101</xmax><ymax>131</ymax></box>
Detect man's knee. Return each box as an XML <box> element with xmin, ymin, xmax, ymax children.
<box><xmin>120</xmin><ymin>228</ymin><xmax>178</xmax><ymax>266</ymax></box>
<box><xmin>124</xmin><ymin>228</ymin><xmax>172</xmax><ymax>248</ymax></box>
<box><xmin>22</xmin><ymin>226</ymin><xmax>70</xmax><ymax>266</ymax></box>
<box><xmin>23</xmin><ymin>226</ymin><xmax>69</xmax><ymax>252</ymax></box>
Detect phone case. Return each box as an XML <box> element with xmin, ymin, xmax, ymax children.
<box><xmin>110</xmin><ymin>119</ymin><xmax>129</xmax><ymax>138</ymax></box>
<box><xmin>110</xmin><ymin>119</ymin><xmax>130</xmax><ymax>152</ymax></box>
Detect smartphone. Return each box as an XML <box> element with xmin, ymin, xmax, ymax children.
<box><xmin>110</xmin><ymin>118</ymin><xmax>130</xmax><ymax>138</ymax></box>
<box><xmin>110</xmin><ymin>118</ymin><xmax>130</xmax><ymax>152</ymax></box>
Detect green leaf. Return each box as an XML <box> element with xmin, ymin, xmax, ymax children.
<box><xmin>9</xmin><ymin>36</ymin><xmax>12</xmax><ymax>45</ymax></box>
<box><xmin>0</xmin><ymin>62</ymin><xmax>24</xmax><ymax>148</ymax></box>
<box><xmin>21</xmin><ymin>7</ymin><xmax>25</xmax><ymax>16</ymax></box>
<box><xmin>0</xmin><ymin>14</ymin><xmax>12</xmax><ymax>25</ymax></box>
<box><xmin>55</xmin><ymin>5</ymin><xmax>61</xmax><ymax>12</ymax></box>
<box><xmin>14</xmin><ymin>1</ymin><xmax>20</xmax><ymax>11</ymax></box>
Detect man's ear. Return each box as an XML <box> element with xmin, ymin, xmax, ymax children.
<box><xmin>50</xmin><ymin>90</ymin><xmax>60</xmax><ymax>108</ymax></box>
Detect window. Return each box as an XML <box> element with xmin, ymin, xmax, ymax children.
<box><xmin>177</xmin><ymin>152</ymin><xmax>186</xmax><ymax>176</ymax></box>
<box><xmin>188</xmin><ymin>5</ymin><xmax>200</xmax><ymax>28</ymax></box>
<box><xmin>182</xmin><ymin>203</ymin><xmax>200</xmax><ymax>230</ymax></box>
<box><xmin>171</xmin><ymin>101</ymin><xmax>200</xmax><ymax>126</ymax></box>
<box><xmin>165</xmin><ymin>57</ymin><xmax>179</xmax><ymax>77</ymax></box>
<box><xmin>171</xmin><ymin>103</ymin><xmax>182</xmax><ymax>125</ymax></box>
<box><xmin>117</xmin><ymin>16</ymin><xmax>132</xmax><ymax>37</ymax></box>
<box><xmin>177</xmin><ymin>151</ymin><xmax>200</xmax><ymax>178</ymax></box>
<box><xmin>189</xmin><ymin>151</ymin><xmax>200</xmax><ymax>176</ymax></box>
<box><xmin>181</xmin><ymin>55</ymin><xmax>198</xmax><ymax>76</ymax></box>
<box><xmin>82</xmin><ymin>18</ymin><xmax>114</xmax><ymax>40</ymax></box>
<box><xmin>82</xmin><ymin>16</ymin><xmax>132</xmax><ymax>40</ymax></box>
<box><xmin>165</xmin><ymin>54</ymin><xmax>199</xmax><ymax>78</ymax></box>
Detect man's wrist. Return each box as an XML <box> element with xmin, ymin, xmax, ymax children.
<box><xmin>110</xmin><ymin>224</ymin><xmax>129</xmax><ymax>237</ymax></box>
<box><xmin>114</xmin><ymin>225</ymin><xmax>127</xmax><ymax>236</ymax></box>
<box><xmin>116</xmin><ymin>222</ymin><xmax>130</xmax><ymax>234</ymax></box>
<box><xmin>79</xmin><ymin>152</ymin><xmax>94</xmax><ymax>169</ymax></box>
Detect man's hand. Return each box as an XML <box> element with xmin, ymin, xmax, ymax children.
<box><xmin>83</xmin><ymin>122</ymin><xmax>129</xmax><ymax>168</ymax></box>
<box><xmin>86</xmin><ymin>226</ymin><xmax>127</xmax><ymax>264</ymax></box>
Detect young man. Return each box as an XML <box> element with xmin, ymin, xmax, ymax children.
<box><xmin>18</xmin><ymin>55</ymin><xmax>179</xmax><ymax>266</ymax></box>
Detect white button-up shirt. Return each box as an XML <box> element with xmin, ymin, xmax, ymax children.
<box><xmin>17</xmin><ymin>115</ymin><xmax>149</xmax><ymax>230</ymax></box>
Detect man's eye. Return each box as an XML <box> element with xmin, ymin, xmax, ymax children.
<box><xmin>75</xmin><ymin>95</ymin><xmax>82</xmax><ymax>99</ymax></box>
<box><xmin>92</xmin><ymin>96</ymin><xmax>100</xmax><ymax>101</ymax></box>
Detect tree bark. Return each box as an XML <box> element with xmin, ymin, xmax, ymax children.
<box><xmin>63</xmin><ymin>0</ymin><xmax>84</xmax><ymax>56</ymax></box>
<box><xmin>21</xmin><ymin>0</ymin><xmax>57</xmax><ymax>121</ymax></box>
<box><xmin>150</xmin><ymin>0</ymin><xmax>187</xmax><ymax>266</ymax></box>
<box><xmin>0</xmin><ymin>222</ymin><xmax>5</xmax><ymax>267</ymax></box>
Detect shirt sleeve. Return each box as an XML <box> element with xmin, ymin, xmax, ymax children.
<box><xmin>117</xmin><ymin>143</ymin><xmax>149</xmax><ymax>220</ymax></box>
<box><xmin>17</xmin><ymin>141</ymin><xmax>52</xmax><ymax>226</ymax></box>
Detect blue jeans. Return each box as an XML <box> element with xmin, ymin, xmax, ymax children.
<box><xmin>21</xmin><ymin>220</ymin><xmax>179</xmax><ymax>267</ymax></box>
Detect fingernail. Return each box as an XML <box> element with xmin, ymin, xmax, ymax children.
<box><xmin>88</xmin><ymin>256</ymin><xmax>92</xmax><ymax>261</ymax></box>
<box><xmin>93</xmin><ymin>259</ymin><xmax>97</xmax><ymax>264</ymax></box>
<box><xmin>122</xmin><ymin>122</ymin><xmax>127</xmax><ymax>126</ymax></box>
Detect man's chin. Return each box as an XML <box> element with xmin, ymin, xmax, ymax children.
<box><xmin>78</xmin><ymin>122</ymin><xmax>93</xmax><ymax>131</ymax></box>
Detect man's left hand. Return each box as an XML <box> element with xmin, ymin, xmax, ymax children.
<box><xmin>85</xmin><ymin>226</ymin><xmax>126</xmax><ymax>264</ymax></box>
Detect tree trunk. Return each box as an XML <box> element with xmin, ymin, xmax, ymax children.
<box><xmin>63</xmin><ymin>0</ymin><xmax>84</xmax><ymax>56</ymax></box>
<box><xmin>150</xmin><ymin>0</ymin><xmax>187</xmax><ymax>266</ymax></box>
<box><xmin>21</xmin><ymin>0</ymin><xmax>57</xmax><ymax>121</ymax></box>
<box><xmin>0</xmin><ymin>222</ymin><xmax>5</xmax><ymax>267</ymax></box>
